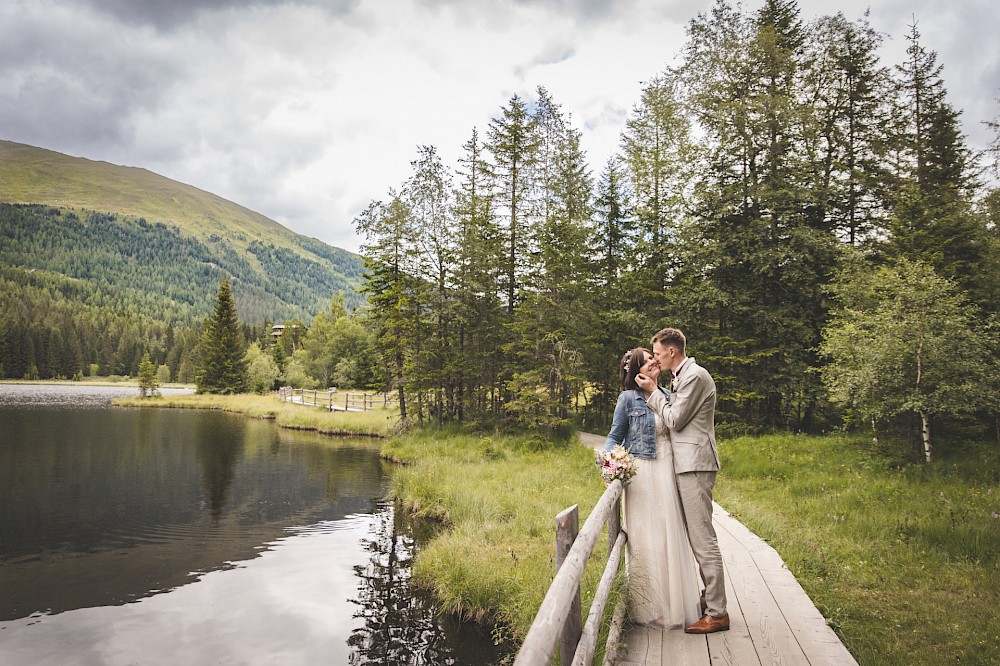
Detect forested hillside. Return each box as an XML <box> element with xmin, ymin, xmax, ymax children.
<box><xmin>0</xmin><ymin>141</ymin><xmax>364</xmax><ymax>381</ymax></box>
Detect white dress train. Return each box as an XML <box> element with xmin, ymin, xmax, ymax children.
<box><xmin>622</xmin><ymin>412</ymin><xmax>703</xmax><ymax>628</ymax></box>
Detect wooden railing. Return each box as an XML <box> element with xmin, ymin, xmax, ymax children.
<box><xmin>514</xmin><ymin>480</ymin><xmax>628</xmax><ymax>666</ymax></box>
<box><xmin>278</xmin><ymin>387</ymin><xmax>398</xmax><ymax>412</ymax></box>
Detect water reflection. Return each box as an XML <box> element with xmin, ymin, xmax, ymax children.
<box><xmin>194</xmin><ymin>414</ymin><xmax>244</xmax><ymax>523</ymax></box>
<box><xmin>0</xmin><ymin>385</ymin><xmax>507</xmax><ymax>664</ymax></box>
<box><xmin>0</xmin><ymin>399</ymin><xmax>388</xmax><ymax>621</ymax></box>
<box><xmin>348</xmin><ymin>504</ymin><xmax>511</xmax><ymax>665</ymax></box>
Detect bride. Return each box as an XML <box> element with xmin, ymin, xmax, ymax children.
<box><xmin>601</xmin><ymin>347</ymin><xmax>702</xmax><ymax>628</ymax></box>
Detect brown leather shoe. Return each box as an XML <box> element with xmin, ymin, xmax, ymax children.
<box><xmin>684</xmin><ymin>613</ymin><xmax>730</xmax><ymax>634</ymax></box>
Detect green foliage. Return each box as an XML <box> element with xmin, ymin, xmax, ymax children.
<box><xmin>243</xmin><ymin>342</ymin><xmax>280</xmax><ymax>395</ymax></box>
<box><xmin>0</xmin><ymin>203</ymin><xmax>362</xmax><ymax>326</ymax></box>
<box><xmin>196</xmin><ymin>279</ymin><xmax>248</xmax><ymax>394</ymax></box>
<box><xmin>137</xmin><ymin>352</ymin><xmax>159</xmax><ymax>397</ymax></box>
<box><xmin>298</xmin><ymin>295</ymin><xmax>374</xmax><ymax>389</ymax></box>
<box><xmin>0</xmin><ymin>203</ymin><xmax>364</xmax><ymax>381</ymax></box>
<box><xmin>821</xmin><ymin>259</ymin><xmax>991</xmax><ymax>459</ymax></box>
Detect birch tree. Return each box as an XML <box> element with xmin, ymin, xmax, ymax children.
<box><xmin>821</xmin><ymin>259</ymin><xmax>990</xmax><ymax>461</ymax></box>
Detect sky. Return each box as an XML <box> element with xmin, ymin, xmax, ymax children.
<box><xmin>2</xmin><ymin>0</ymin><xmax>998</xmax><ymax>254</ymax></box>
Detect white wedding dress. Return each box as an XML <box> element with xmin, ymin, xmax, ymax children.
<box><xmin>622</xmin><ymin>412</ymin><xmax>704</xmax><ymax>627</ymax></box>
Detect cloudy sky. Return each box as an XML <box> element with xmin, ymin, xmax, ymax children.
<box><xmin>2</xmin><ymin>0</ymin><xmax>998</xmax><ymax>253</ymax></box>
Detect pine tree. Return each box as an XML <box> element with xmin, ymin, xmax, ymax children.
<box><xmin>885</xmin><ymin>20</ymin><xmax>983</xmax><ymax>292</ymax></box>
<box><xmin>620</xmin><ymin>70</ymin><xmax>692</xmax><ymax>299</ymax></box>
<box><xmin>800</xmin><ymin>11</ymin><xmax>894</xmax><ymax>246</ymax></box>
<box><xmin>487</xmin><ymin>94</ymin><xmax>540</xmax><ymax>314</ymax></box>
<box><xmin>137</xmin><ymin>352</ymin><xmax>159</xmax><ymax>397</ymax></box>
<box><xmin>505</xmin><ymin>93</ymin><xmax>594</xmax><ymax>431</ymax></box>
<box><xmin>404</xmin><ymin>145</ymin><xmax>455</xmax><ymax>424</ymax></box>
<box><xmin>195</xmin><ymin>278</ymin><xmax>247</xmax><ymax>394</ymax></box>
<box><xmin>356</xmin><ymin>192</ymin><xmax>424</xmax><ymax>422</ymax></box>
<box><xmin>453</xmin><ymin>127</ymin><xmax>504</xmax><ymax>421</ymax></box>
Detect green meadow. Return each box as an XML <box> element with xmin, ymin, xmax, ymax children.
<box><xmin>715</xmin><ymin>434</ymin><xmax>1000</xmax><ymax>666</ymax></box>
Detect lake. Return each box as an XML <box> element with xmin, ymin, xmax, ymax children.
<box><xmin>0</xmin><ymin>384</ymin><xmax>506</xmax><ymax>665</ymax></box>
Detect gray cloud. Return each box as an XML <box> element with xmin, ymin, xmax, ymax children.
<box><xmin>76</xmin><ymin>0</ymin><xmax>360</xmax><ymax>31</ymax></box>
<box><xmin>0</xmin><ymin>5</ymin><xmax>181</xmax><ymax>159</ymax></box>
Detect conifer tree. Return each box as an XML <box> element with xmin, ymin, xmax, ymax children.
<box><xmin>488</xmin><ymin>94</ymin><xmax>540</xmax><ymax>314</ymax></box>
<box><xmin>356</xmin><ymin>192</ymin><xmax>423</xmax><ymax>422</ymax></box>
<box><xmin>453</xmin><ymin>127</ymin><xmax>504</xmax><ymax>420</ymax></box>
<box><xmin>800</xmin><ymin>11</ymin><xmax>894</xmax><ymax>246</ymax></box>
<box><xmin>405</xmin><ymin>145</ymin><xmax>455</xmax><ymax>424</ymax></box>
<box><xmin>195</xmin><ymin>278</ymin><xmax>247</xmax><ymax>394</ymax></box>
<box><xmin>885</xmin><ymin>20</ymin><xmax>983</xmax><ymax>292</ymax></box>
<box><xmin>505</xmin><ymin>94</ymin><xmax>594</xmax><ymax>431</ymax></box>
<box><xmin>137</xmin><ymin>352</ymin><xmax>159</xmax><ymax>397</ymax></box>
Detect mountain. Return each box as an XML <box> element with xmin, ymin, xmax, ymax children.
<box><xmin>0</xmin><ymin>139</ymin><xmax>365</xmax><ymax>322</ymax></box>
<box><xmin>0</xmin><ymin>140</ymin><xmax>365</xmax><ymax>380</ymax></box>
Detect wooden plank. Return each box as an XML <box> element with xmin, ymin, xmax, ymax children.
<box><xmin>663</xmin><ymin>629</ymin><xmax>712</xmax><ymax>665</ymax></box>
<box><xmin>713</xmin><ymin>503</ymin><xmax>774</xmax><ymax>553</ymax></box>
<box><xmin>601</xmin><ymin>600</ymin><xmax>629</xmax><ymax>666</ymax></box>
<box><xmin>514</xmin><ymin>482</ymin><xmax>624</xmax><ymax>666</ymax></box>
<box><xmin>714</xmin><ymin>509</ymin><xmax>858</xmax><ymax>666</ymax></box>
<box><xmin>618</xmin><ymin>625</ymin><xmax>661</xmax><ymax>666</ymax></box>
<box><xmin>574</xmin><ymin>531</ymin><xmax>627</xmax><ymax>665</ymax></box>
<box><xmin>754</xmin><ymin>570</ymin><xmax>858</xmax><ymax>666</ymax></box>
<box><xmin>716</xmin><ymin>536</ymin><xmax>809</xmax><ymax>666</ymax></box>
<box><xmin>706</xmin><ymin>538</ymin><xmax>762</xmax><ymax>666</ymax></box>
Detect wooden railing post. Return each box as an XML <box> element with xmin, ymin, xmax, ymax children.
<box><xmin>607</xmin><ymin>495</ymin><xmax>621</xmax><ymax>555</ymax></box>
<box><xmin>556</xmin><ymin>505</ymin><xmax>582</xmax><ymax>666</ymax></box>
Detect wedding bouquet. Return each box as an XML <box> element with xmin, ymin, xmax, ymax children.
<box><xmin>595</xmin><ymin>445</ymin><xmax>638</xmax><ymax>485</ymax></box>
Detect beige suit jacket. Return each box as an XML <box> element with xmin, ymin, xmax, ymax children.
<box><xmin>646</xmin><ymin>357</ymin><xmax>720</xmax><ymax>474</ymax></box>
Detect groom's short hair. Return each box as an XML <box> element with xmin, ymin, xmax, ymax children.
<box><xmin>651</xmin><ymin>327</ymin><xmax>686</xmax><ymax>354</ymax></box>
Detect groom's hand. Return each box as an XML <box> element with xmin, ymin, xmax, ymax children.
<box><xmin>635</xmin><ymin>373</ymin><xmax>655</xmax><ymax>398</ymax></box>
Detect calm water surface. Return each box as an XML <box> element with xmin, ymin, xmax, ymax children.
<box><xmin>0</xmin><ymin>384</ymin><xmax>505</xmax><ymax>665</ymax></box>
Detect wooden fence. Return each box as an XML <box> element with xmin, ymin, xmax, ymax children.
<box><xmin>514</xmin><ymin>479</ymin><xmax>628</xmax><ymax>666</ymax></box>
<box><xmin>278</xmin><ymin>387</ymin><xmax>398</xmax><ymax>412</ymax></box>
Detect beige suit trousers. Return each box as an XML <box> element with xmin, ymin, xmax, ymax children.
<box><xmin>675</xmin><ymin>470</ymin><xmax>726</xmax><ymax>617</ymax></box>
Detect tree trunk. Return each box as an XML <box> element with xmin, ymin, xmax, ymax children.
<box><xmin>395</xmin><ymin>351</ymin><xmax>406</xmax><ymax>421</ymax></box>
<box><xmin>920</xmin><ymin>410</ymin><xmax>932</xmax><ymax>463</ymax></box>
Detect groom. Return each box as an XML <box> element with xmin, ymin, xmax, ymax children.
<box><xmin>635</xmin><ymin>327</ymin><xmax>729</xmax><ymax>634</ymax></box>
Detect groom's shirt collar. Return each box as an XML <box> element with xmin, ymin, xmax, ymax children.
<box><xmin>673</xmin><ymin>356</ymin><xmax>691</xmax><ymax>381</ymax></box>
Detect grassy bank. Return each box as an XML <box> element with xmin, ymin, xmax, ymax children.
<box><xmin>716</xmin><ymin>434</ymin><xmax>1000</xmax><ymax>666</ymax></box>
<box><xmin>114</xmin><ymin>392</ymin><xmax>398</xmax><ymax>437</ymax></box>
<box><xmin>382</xmin><ymin>429</ymin><xmax>621</xmax><ymax>651</ymax></box>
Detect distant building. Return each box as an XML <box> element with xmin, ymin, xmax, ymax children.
<box><xmin>271</xmin><ymin>323</ymin><xmax>301</xmax><ymax>351</ymax></box>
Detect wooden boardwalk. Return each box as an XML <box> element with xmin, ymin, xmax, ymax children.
<box><xmin>579</xmin><ymin>434</ymin><xmax>857</xmax><ymax>666</ymax></box>
<box><xmin>612</xmin><ymin>503</ymin><xmax>858</xmax><ymax>666</ymax></box>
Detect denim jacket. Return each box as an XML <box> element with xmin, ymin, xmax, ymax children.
<box><xmin>602</xmin><ymin>387</ymin><xmax>670</xmax><ymax>460</ymax></box>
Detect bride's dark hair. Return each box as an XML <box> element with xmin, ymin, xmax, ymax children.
<box><xmin>619</xmin><ymin>347</ymin><xmax>651</xmax><ymax>390</ymax></box>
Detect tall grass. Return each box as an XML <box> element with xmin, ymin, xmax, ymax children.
<box><xmin>716</xmin><ymin>434</ymin><xmax>1000</xmax><ymax>666</ymax></box>
<box><xmin>114</xmin><ymin>392</ymin><xmax>398</xmax><ymax>437</ymax></box>
<box><xmin>383</xmin><ymin>428</ymin><xmax>622</xmax><ymax>657</ymax></box>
